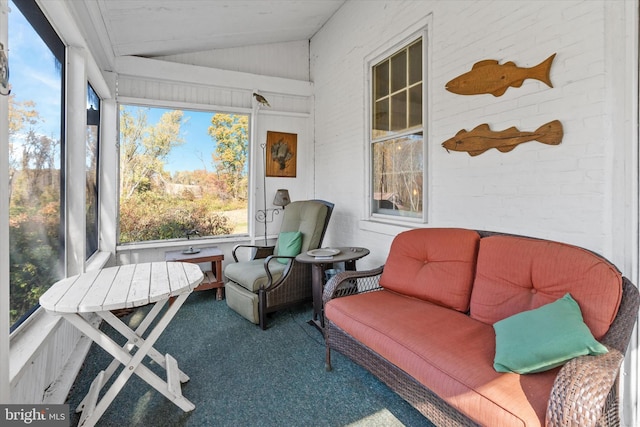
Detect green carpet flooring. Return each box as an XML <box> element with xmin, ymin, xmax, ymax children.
<box><xmin>65</xmin><ymin>291</ymin><xmax>432</xmax><ymax>426</ymax></box>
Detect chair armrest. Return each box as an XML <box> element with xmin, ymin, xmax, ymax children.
<box><xmin>547</xmin><ymin>277</ymin><xmax>640</xmax><ymax>426</ymax></box>
<box><xmin>323</xmin><ymin>266</ymin><xmax>384</xmax><ymax>306</ymax></box>
<box><xmin>601</xmin><ymin>278</ymin><xmax>640</xmax><ymax>353</ymax></box>
<box><xmin>232</xmin><ymin>244</ymin><xmax>275</xmax><ymax>262</ymax></box>
<box><xmin>546</xmin><ymin>347</ymin><xmax>624</xmax><ymax>427</ymax></box>
<box><xmin>260</xmin><ymin>254</ymin><xmax>302</xmax><ymax>290</ymax></box>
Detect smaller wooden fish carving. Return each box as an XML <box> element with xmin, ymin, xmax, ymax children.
<box><xmin>445</xmin><ymin>54</ymin><xmax>556</xmax><ymax>97</ymax></box>
<box><xmin>442</xmin><ymin>120</ymin><xmax>563</xmax><ymax>156</ymax></box>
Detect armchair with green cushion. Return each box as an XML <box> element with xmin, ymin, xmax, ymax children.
<box><xmin>224</xmin><ymin>200</ymin><xmax>334</xmax><ymax>329</ymax></box>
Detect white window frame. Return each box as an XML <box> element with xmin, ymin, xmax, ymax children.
<box><xmin>362</xmin><ymin>16</ymin><xmax>431</xmax><ymax>234</ymax></box>
<box><xmin>115</xmin><ymin>98</ymin><xmax>253</xmax><ymax>246</ymax></box>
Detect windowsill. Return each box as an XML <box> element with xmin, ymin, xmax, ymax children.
<box><xmin>86</xmin><ymin>250</ymin><xmax>113</xmax><ymax>271</ymax></box>
<box><xmin>115</xmin><ymin>234</ymin><xmax>251</xmax><ymax>252</ymax></box>
<box><xmin>359</xmin><ymin>219</ymin><xmax>425</xmax><ymax>236</ymax></box>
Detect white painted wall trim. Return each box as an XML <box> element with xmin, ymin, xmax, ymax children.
<box><xmin>603</xmin><ymin>1</ymin><xmax>640</xmax><ymax>425</ymax></box>
<box><xmin>37</xmin><ymin>0</ymin><xmax>111</xmax><ymax>100</ymax></box>
<box><xmin>66</xmin><ymin>46</ymin><xmax>88</xmax><ymax>276</ymax></box>
<box><xmin>116</xmin><ymin>96</ymin><xmax>313</xmax><ymax>120</ymax></box>
<box><xmin>99</xmin><ymin>97</ymin><xmax>118</xmax><ymax>259</ymax></box>
<box><xmin>117</xmin><ymin>96</ymin><xmax>253</xmax><ymax>116</ymax></box>
<box><xmin>115</xmin><ymin>56</ymin><xmax>313</xmax><ymax>97</ymax></box>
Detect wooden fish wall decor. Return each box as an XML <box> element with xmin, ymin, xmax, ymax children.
<box><xmin>445</xmin><ymin>53</ymin><xmax>556</xmax><ymax>97</ymax></box>
<box><xmin>441</xmin><ymin>120</ymin><xmax>563</xmax><ymax>156</ymax></box>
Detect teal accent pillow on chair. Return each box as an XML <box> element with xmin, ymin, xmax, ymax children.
<box><xmin>276</xmin><ymin>231</ymin><xmax>303</xmax><ymax>264</ymax></box>
<box><xmin>493</xmin><ymin>293</ymin><xmax>608</xmax><ymax>374</ymax></box>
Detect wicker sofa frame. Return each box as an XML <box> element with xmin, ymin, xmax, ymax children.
<box><xmin>322</xmin><ymin>231</ymin><xmax>640</xmax><ymax>426</ymax></box>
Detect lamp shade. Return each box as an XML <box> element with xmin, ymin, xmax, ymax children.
<box><xmin>273</xmin><ymin>189</ymin><xmax>291</xmax><ymax>207</ymax></box>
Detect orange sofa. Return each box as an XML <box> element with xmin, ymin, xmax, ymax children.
<box><xmin>323</xmin><ymin>229</ymin><xmax>639</xmax><ymax>427</ymax></box>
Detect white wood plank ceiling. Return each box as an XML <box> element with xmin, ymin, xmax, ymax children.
<box><xmin>70</xmin><ymin>0</ymin><xmax>346</xmax><ymax>58</ymax></box>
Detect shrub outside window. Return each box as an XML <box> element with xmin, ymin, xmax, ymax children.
<box><xmin>371</xmin><ymin>38</ymin><xmax>424</xmax><ymax>219</ymax></box>
<box><xmin>118</xmin><ymin>105</ymin><xmax>249</xmax><ymax>244</ymax></box>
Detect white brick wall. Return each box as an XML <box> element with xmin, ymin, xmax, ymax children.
<box><xmin>311</xmin><ymin>0</ymin><xmax>633</xmax><ymax>263</ymax></box>
<box><xmin>311</xmin><ymin>2</ymin><xmax>638</xmax><ymax>423</ymax></box>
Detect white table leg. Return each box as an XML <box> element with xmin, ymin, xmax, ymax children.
<box><xmin>75</xmin><ymin>300</ymin><xmax>187</xmax><ymax>413</ymax></box>
<box><xmin>65</xmin><ymin>292</ymin><xmax>195</xmax><ymax>427</ymax></box>
<box><xmin>101</xmin><ymin>307</ymin><xmax>190</xmax><ymax>382</ymax></box>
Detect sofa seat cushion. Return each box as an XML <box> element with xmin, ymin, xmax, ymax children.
<box><xmin>326</xmin><ymin>289</ymin><xmax>557</xmax><ymax>427</ymax></box>
<box><xmin>379</xmin><ymin>228</ymin><xmax>480</xmax><ymax>312</ymax></box>
<box><xmin>470</xmin><ymin>236</ymin><xmax>622</xmax><ymax>339</ymax></box>
<box><xmin>224</xmin><ymin>258</ymin><xmax>285</xmax><ymax>292</ymax></box>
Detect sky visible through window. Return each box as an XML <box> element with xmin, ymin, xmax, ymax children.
<box><xmin>133</xmin><ymin>106</ymin><xmax>225</xmax><ymax>175</ymax></box>
<box><xmin>9</xmin><ymin>1</ymin><xmax>61</xmax><ymax>142</ymax></box>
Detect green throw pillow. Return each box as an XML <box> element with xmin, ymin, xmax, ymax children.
<box><xmin>493</xmin><ymin>293</ymin><xmax>608</xmax><ymax>374</ymax></box>
<box><xmin>276</xmin><ymin>231</ymin><xmax>303</xmax><ymax>264</ymax></box>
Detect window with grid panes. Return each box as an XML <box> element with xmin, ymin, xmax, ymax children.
<box><xmin>371</xmin><ymin>38</ymin><xmax>424</xmax><ymax>219</ymax></box>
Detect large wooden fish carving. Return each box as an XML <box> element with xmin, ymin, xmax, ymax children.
<box><xmin>441</xmin><ymin>120</ymin><xmax>563</xmax><ymax>156</ymax></box>
<box><xmin>445</xmin><ymin>54</ymin><xmax>556</xmax><ymax>97</ymax></box>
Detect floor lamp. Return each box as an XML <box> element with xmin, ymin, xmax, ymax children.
<box><xmin>255</xmin><ymin>189</ymin><xmax>290</xmax><ymax>245</ymax></box>
<box><xmin>255</xmin><ymin>142</ymin><xmax>291</xmax><ymax>244</ymax></box>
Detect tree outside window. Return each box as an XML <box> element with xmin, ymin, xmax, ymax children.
<box><xmin>370</xmin><ymin>38</ymin><xmax>424</xmax><ymax>219</ymax></box>
<box><xmin>118</xmin><ymin>105</ymin><xmax>249</xmax><ymax>244</ymax></box>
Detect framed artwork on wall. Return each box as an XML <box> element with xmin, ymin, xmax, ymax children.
<box><xmin>266</xmin><ymin>131</ymin><xmax>297</xmax><ymax>177</ymax></box>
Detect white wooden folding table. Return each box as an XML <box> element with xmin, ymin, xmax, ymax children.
<box><xmin>39</xmin><ymin>261</ymin><xmax>203</xmax><ymax>427</ymax></box>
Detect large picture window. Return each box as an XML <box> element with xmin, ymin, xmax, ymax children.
<box><xmin>9</xmin><ymin>0</ymin><xmax>65</xmax><ymax>328</ymax></box>
<box><xmin>118</xmin><ymin>105</ymin><xmax>249</xmax><ymax>244</ymax></box>
<box><xmin>370</xmin><ymin>37</ymin><xmax>424</xmax><ymax>219</ymax></box>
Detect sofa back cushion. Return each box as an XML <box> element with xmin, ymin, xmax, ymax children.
<box><xmin>469</xmin><ymin>235</ymin><xmax>622</xmax><ymax>339</ymax></box>
<box><xmin>379</xmin><ymin>228</ymin><xmax>480</xmax><ymax>312</ymax></box>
